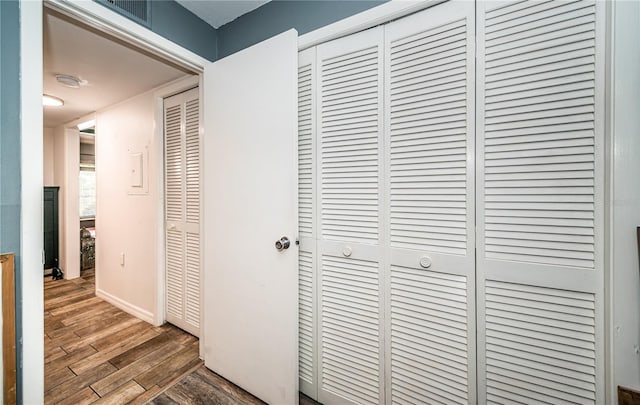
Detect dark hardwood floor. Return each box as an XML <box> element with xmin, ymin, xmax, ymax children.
<box><xmin>45</xmin><ymin>268</ymin><xmax>322</xmax><ymax>405</ymax></box>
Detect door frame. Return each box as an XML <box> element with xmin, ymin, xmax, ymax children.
<box><xmin>46</xmin><ymin>0</ymin><xmax>207</xmax><ymax>347</ymax></box>
<box><xmin>21</xmin><ymin>1</ymin><xmax>209</xmax><ymax>402</ymax></box>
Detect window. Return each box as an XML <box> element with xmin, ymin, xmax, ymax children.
<box><xmin>79</xmin><ymin>169</ymin><xmax>96</xmax><ymax>219</ymax></box>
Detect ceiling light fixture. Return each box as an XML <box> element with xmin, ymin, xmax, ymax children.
<box><xmin>55</xmin><ymin>74</ymin><xmax>83</xmax><ymax>88</ymax></box>
<box><xmin>43</xmin><ymin>94</ymin><xmax>64</xmax><ymax>107</ymax></box>
<box><xmin>77</xmin><ymin>119</ymin><xmax>96</xmax><ymax>131</ymax></box>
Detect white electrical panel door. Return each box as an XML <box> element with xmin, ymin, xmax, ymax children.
<box><xmin>384</xmin><ymin>2</ymin><xmax>476</xmax><ymax>403</ymax></box>
<box><xmin>164</xmin><ymin>87</ymin><xmax>201</xmax><ymax>337</ymax></box>
<box><xmin>476</xmin><ymin>1</ymin><xmax>605</xmax><ymax>403</ymax></box>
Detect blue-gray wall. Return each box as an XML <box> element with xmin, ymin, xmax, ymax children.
<box><xmin>150</xmin><ymin>1</ymin><xmax>217</xmax><ymax>61</ymax></box>
<box><xmin>97</xmin><ymin>0</ymin><xmax>389</xmax><ymax>61</ymax></box>
<box><xmin>0</xmin><ymin>0</ymin><xmax>23</xmax><ymax>402</ymax></box>
<box><xmin>96</xmin><ymin>0</ymin><xmax>218</xmax><ymax>61</ymax></box>
<box><xmin>0</xmin><ymin>0</ymin><xmax>21</xmax><ymax>266</ymax></box>
<box><xmin>217</xmin><ymin>0</ymin><xmax>388</xmax><ymax>59</ymax></box>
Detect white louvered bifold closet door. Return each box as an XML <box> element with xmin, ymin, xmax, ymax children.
<box><xmin>476</xmin><ymin>1</ymin><xmax>605</xmax><ymax>403</ymax></box>
<box><xmin>298</xmin><ymin>47</ymin><xmax>318</xmax><ymax>398</ymax></box>
<box><xmin>316</xmin><ymin>26</ymin><xmax>385</xmax><ymax>405</ymax></box>
<box><xmin>164</xmin><ymin>87</ymin><xmax>201</xmax><ymax>337</ymax></box>
<box><xmin>384</xmin><ymin>2</ymin><xmax>476</xmax><ymax>404</ymax></box>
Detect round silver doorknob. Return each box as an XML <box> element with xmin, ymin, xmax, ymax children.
<box><xmin>275</xmin><ymin>236</ymin><xmax>290</xmax><ymax>251</ymax></box>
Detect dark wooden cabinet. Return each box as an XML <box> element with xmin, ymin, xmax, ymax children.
<box><xmin>43</xmin><ymin>187</ymin><xmax>59</xmax><ymax>270</ymax></box>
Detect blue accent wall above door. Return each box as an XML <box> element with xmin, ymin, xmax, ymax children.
<box><xmin>94</xmin><ymin>0</ymin><xmax>218</xmax><ymax>61</ymax></box>
<box><xmin>217</xmin><ymin>0</ymin><xmax>388</xmax><ymax>59</ymax></box>
<box><xmin>150</xmin><ymin>1</ymin><xmax>217</xmax><ymax>61</ymax></box>
<box><xmin>94</xmin><ymin>0</ymin><xmax>389</xmax><ymax>62</ymax></box>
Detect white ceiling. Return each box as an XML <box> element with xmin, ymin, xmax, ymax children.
<box><xmin>176</xmin><ymin>0</ymin><xmax>270</xmax><ymax>29</ymax></box>
<box><xmin>43</xmin><ymin>10</ymin><xmax>193</xmax><ymax>128</ymax></box>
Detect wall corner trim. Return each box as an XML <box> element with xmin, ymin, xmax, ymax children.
<box><xmin>96</xmin><ymin>288</ymin><xmax>156</xmax><ymax>325</ymax></box>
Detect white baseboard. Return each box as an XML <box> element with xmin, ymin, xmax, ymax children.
<box><xmin>96</xmin><ymin>288</ymin><xmax>155</xmax><ymax>324</ymax></box>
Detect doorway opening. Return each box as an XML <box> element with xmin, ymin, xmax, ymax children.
<box><xmin>42</xmin><ymin>6</ymin><xmax>202</xmax><ymax>403</ymax></box>
<box><xmin>79</xmin><ymin>124</ymin><xmax>95</xmax><ymax>276</ymax></box>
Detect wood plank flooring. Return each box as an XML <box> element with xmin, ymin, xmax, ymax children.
<box><xmin>45</xmin><ymin>269</ymin><xmax>322</xmax><ymax>405</ymax></box>
<box><xmin>44</xmin><ymin>269</ymin><xmax>202</xmax><ymax>404</ymax></box>
<box><xmin>152</xmin><ymin>367</ymin><xmax>320</xmax><ymax>405</ymax></box>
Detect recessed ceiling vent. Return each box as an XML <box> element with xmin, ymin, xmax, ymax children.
<box><xmin>95</xmin><ymin>0</ymin><xmax>150</xmax><ymax>27</ymax></box>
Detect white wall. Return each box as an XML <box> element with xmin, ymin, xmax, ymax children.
<box><xmin>52</xmin><ymin>126</ymin><xmax>80</xmax><ymax>279</ymax></box>
<box><xmin>612</xmin><ymin>0</ymin><xmax>640</xmax><ymax>396</ymax></box>
<box><xmin>43</xmin><ymin>127</ymin><xmax>54</xmax><ymax>186</ymax></box>
<box><xmin>95</xmin><ymin>90</ymin><xmax>157</xmax><ymax>323</ymax></box>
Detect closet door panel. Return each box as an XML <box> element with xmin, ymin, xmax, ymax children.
<box><xmin>476</xmin><ymin>1</ymin><xmax>604</xmax><ymax>403</ymax></box>
<box><xmin>317</xmin><ymin>26</ymin><xmax>384</xmax><ymax>405</ymax></box>
<box><xmin>184</xmin><ymin>96</ymin><xmax>201</xmax><ymax>329</ymax></box>
<box><xmin>164</xmin><ymin>88</ymin><xmax>201</xmax><ymax>337</ymax></box>
<box><xmin>165</xmin><ymin>101</ymin><xmax>184</xmax><ymax>322</ymax></box>
<box><xmin>384</xmin><ymin>2</ymin><xmax>476</xmax><ymax>404</ymax></box>
<box><xmin>298</xmin><ymin>47</ymin><xmax>318</xmax><ymax>399</ymax></box>
<box><xmin>319</xmin><ymin>31</ymin><xmax>383</xmax><ymax>245</ymax></box>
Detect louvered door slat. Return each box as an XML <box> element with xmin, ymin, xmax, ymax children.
<box><xmin>319</xmin><ymin>31</ymin><xmax>382</xmax><ymax>245</ymax></box>
<box><xmin>477</xmin><ymin>1</ymin><xmax>604</xmax><ymax>403</ymax></box>
<box><xmin>385</xmin><ymin>3</ymin><xmax>476</xmax><ymax>404</ymax></box>
<box><xmin>185</xmin><ymin>232</ymin><xmax>200</xmax><ymax>327</ymax></box>
<box><xmin>165</xmin><ymin>105</ymin><xmax>182</xmax><ymax>223</ymax></box>
<box><xmin>165</xmin><ymin>230</ymin><xmax>183</xmax><ymax>318</ymax></box>
<box><xmin>321</xmin><ymin>254</ymin><xmax>380</xmax><ymax>405</ymax></box>
<box><xmin>298</xmin><ymin>48</ymin><xmax>318</xmax><ymax>400</ymax></box>
<box><xmin>164</xmin><ymin>87</ymin><xmax>200</xmax><ymax>337</ymax></box>
<box><xmin>317</xmin><ymin>27</ymin><xmax>383</xmax><ymax>405</ymax></box>
<box><xmin>185</xmin><ymin>99</ymin><xmax>200</xmax><ymax>225</ymax></box>
<box><xmin>485</xmin><ymin>282</ymin><xmax>597</xmax><ymax>403</ymax></box>
<box><xmin>481</xmin><ymin>0</ymin><xmax>599</xmax><ymax>269</ymax></box>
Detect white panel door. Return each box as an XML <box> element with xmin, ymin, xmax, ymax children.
<box><xmin>164</xmin><ymin>87</ymin><xmax>200</xmax><ymax>337</ymax></box>
<box><xmin>203</xmin><ymin>30</ymin><xmax>299</xmax><ymax>405</ymax></box>
<box><xmin>384</xmin><ymin>2</ymin><xmax>476</xmax><ymax>403</ymax></box>
<box><xmin>476</xmin><ymin>1</ymin><xmax>605</xmax><ymax>403</ymax></box>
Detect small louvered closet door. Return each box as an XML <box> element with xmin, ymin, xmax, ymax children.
<box><xmin>476</xmin><ymin>1</ymin><xmax>605</xmax><ymax>403</ymax></box>
<box><xmin>316</xmin><ymin>26</ymin><xmax>385</xmax><ymax>405</ymax></box>
<box><xmin>384</xmin><ymin>2</ymin><xmax>476</xmax><ymax>403</ymax></box>
<box><xmin>164</xmin><ymin>87</ymin><xmax>201</xmax><ymax>337</ymax></box>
